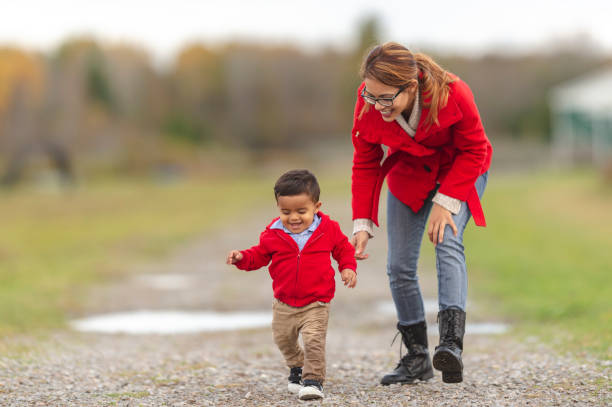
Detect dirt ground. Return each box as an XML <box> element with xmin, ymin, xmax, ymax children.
<box><xmin>0</xmin><ymin>199</ymin><xmax>609</xmax><ymax>406</ymax></box>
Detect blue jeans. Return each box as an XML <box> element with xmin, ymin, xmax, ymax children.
<box><xmin>386</xmin><ymin>172</ymin><xmax>488</xmax><ymax>326</ymax></box>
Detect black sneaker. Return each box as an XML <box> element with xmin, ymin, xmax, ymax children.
<box><xmin>298</xmin><ymin>379</ymin><xmax>324</xmax><ymax>400</ymax></box>
<box><xmin>287</xmin><ymin>367</ymin><xmax>302</xmax><ymax>394</ymax></box>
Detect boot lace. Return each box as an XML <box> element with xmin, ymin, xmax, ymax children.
<box><xmin>438</xmin><ymin>311</ymin><xmax>460</xmax><ymax>348</ymax></box>
<box><xmin>390</xmin><ymin>330</ymin><xmax>403</xmax><ymax>361</ymax></box>
<box><xmin>390</xmin><ymin>330</ymin><xmax>421</xmax><ymax>368</ymax></box>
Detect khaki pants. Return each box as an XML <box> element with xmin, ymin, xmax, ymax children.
<box><xmin>272</xmin><ymin>299</ymin><xmax>330</xmax><ymax>383</ymax></box>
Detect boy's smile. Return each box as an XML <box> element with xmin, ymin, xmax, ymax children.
<box><xmin>277</xmin><ymin>193</ymin><xmax>322</xmax><ymax>234</ymax></box>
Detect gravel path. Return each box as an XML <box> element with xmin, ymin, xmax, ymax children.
<box><xmin>0</xmin><ymin>201</ymin><xmax>609</xmax><ymax>406</ymax></box>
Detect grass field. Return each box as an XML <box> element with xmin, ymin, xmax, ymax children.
<box><xmin>0</xmin><ymin>168</ymin><xmax>610</xmax><ymax>359</ymax></box>
<box><xmin>463</xmin><ymin>170</ymin><xmax>612</xmax><ymax>357</ymax></box>
<box><xmin>0</xmin><ymin>175</ymin><xmax>275</xmax><ymax>335</ymax></box>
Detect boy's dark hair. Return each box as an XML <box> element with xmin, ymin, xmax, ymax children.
<box><xmin>274</xmin><ymin>169</ymin><xmax>320</xmax><ymax>202</ymax></box>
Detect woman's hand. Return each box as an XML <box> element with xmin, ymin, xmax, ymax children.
<box><xmin>350</xmin><ymin>230</ymin><xmax>370</xmax><ymax>260</ymax></box>
<box><xmin>427</xmin><ymin>203</ymin><xmax>457</xmax><ymax>246</ymax></box>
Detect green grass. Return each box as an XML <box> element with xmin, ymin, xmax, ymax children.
<box><xmin>0</xmin><ymin>176</ymin><xmax>275</xmax><ymax>334</ymax></box>
<box><xmin>462</xmin><ymin>169</ymin><xmax>612</xmax><ymax>358</ymax></box>
<box><xmin>1</xmin><ymin>166</ymin><xmax>610</xmax><ymax>360</ymax></box>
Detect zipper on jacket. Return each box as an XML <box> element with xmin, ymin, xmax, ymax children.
<box><xmin>272</xmin><ymin>229</ymin><xmax>301</xmax><ymax>301</ymax></box>
<box><xmin>294</xmin><ymin>253</ymin><xmax>301</xmax><ymax>297</ymax></box>
<box><xmin>292</xmin><ymin>232</ymin><xmax>324</xmax><ymax>299</ymax></box>
<box><xmin>272</xmin><ymin>227</ymin><xmax>326</xmax><ymax>302</ymax></box>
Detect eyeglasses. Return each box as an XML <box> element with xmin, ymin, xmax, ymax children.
<box><xmin>360</xmin><ymin>87</ymin><xmax>404</xmax><ymax>107</ymax></box>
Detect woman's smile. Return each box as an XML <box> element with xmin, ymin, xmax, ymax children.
<box><xmin>379</xmin><ymin>107</ymin><xmax>396</xmax><ymax>121</ymax></box>
<box><xmin>364</xmin><ymin>77</ymin><xmax>411</xmax><ymax>122</ymax></box>
<box><xmin>380</xmin><ymin>108</ymin><xmax>394</xmax><ymax>117</ymax></box>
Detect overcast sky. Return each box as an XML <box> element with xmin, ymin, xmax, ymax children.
<box><xmin>2</xmin><ymin>0</ymin><xmax>611</xmax><ymax>65</ymax></box>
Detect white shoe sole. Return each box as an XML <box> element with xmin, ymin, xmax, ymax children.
<box><xmin>298</xmin><ymin>386</ymin><xmax>324</xmax><ymax>400</ymax></box>
<box><xmin>288</xmin><ymin>382</ymin><xmax>302</xmax><ymax>394</ymax></box>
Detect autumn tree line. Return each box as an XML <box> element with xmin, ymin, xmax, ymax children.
<box><xmin>1</xmin><ymin>28</ymin><xmax>610</xmax><ymax>183</ymax></box>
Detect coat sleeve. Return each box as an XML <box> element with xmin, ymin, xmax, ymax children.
<box><xmin>330</xmin><ymin>221</ymin><xmax>357</xmax><ymax>273</ymax></box>
<box><xmin>437</xmin><ymin>80</ymin><xmax>489</xmax><ymax>201</ymax></box>
<box><xmin>234</xmin><ymin>230</ymin><xmax>272</xmax><ymax>271</ymax></box>
<box><xmin>351</xmin><ymin>87</ymin><xmax>384</xmax><ymax>221</ymax></box>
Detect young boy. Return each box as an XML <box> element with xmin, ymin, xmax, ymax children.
<box><xmin>226</xmin><ymin>169</ymin><xmax>357</xmax><ymax>401</ymax></box>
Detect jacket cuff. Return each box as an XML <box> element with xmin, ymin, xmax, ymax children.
<box><xmin>341</xmin><ymin>265</ymin><xmax>357</xmax><ymax>273</ymax></box>
<box><xmin>353</xmin><ymin>218</ymin><xmax>374</xmax><ymax>238</ymax></box>
<box><xmin>234</xmin><ymin>251</ymin><xmax>248</xmax><ymax>269</ymax></box>
<box><xmin>432</xmin><ymin>192</ymin><xmax>462</xmax><ymax>215</ymax></box>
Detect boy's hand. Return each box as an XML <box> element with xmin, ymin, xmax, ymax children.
<box><xmin>340</xmin><ymin>269</ymin><xmax>357</xmax><ymax>288</ymax></box>
<box><xmin>226</xmin><ymin>250</ymin><xmax>243</xmax><ymax>265</ymax></box>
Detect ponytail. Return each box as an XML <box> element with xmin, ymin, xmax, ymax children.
<box><xmin>414</xmin><ymin>53</ymin><xmax>455</xmax><ymax>127</ymax></box>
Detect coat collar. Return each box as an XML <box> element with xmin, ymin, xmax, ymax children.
<box><xmin>354</xmin><ymin>80</ymin><xmax>464</xmax><ymax>145</ymax></box>
<box><xmin>354</xmin><ymin>102</ymin><xmax>435</xmax><ymax>157</ymax></box>
<box><xmin>269</xmin><ymin>213</ymin><xmax>321</xmax><ymax>234</ymax></box>
<box><xmin>267</xmin><ymin>211</ymin><xmax>330</xmax><ymax>230</ymax></box>
<box><xmin>413</xmin><ymin>85</ymin><xmax>463</xmax><ymax>142</ymax></box>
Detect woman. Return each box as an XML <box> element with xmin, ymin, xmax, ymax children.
<box><xmin>350</xmin><ymin>42</ymin><xmax>492</xmax><ymax>384</ymax></box>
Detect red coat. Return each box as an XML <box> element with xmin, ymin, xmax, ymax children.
<box><xmin>351</xmin><ymin>76</ymin><xmax>492</xmax><ymax>226</ymax></box>
<box><xmin>234</xmin><ymin>212</ymin><xmax>357</xmax><ymax>307</ymax></box>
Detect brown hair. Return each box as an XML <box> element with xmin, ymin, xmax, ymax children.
<box><xmin>359</xmin><ymin>42</ymin><xmax>455</xmax><ymax>127</ymax></box>
<box><xmin>274</xmin><ymin>169</ymin><xmax>320</xmax><ymax>203</ymax></box>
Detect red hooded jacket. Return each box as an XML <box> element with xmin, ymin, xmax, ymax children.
<box><xmin>234</xmin><ymin>212</ymin><xmax>357</xmax><ymax>307</ymax></box>
<box><xmin>351</xmin><ymin>76</ymin><xmax>492</xmax><ymax>226</ymax></box>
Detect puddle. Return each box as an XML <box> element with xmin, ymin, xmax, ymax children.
<box><xmin>71</xmin><ymin>310</ymin><xmax>272</xmax><ymax>335</ymax></box>
<box><xmin>377</xmin><ymin>299</ymin><xmax>438</xmax><ymax>315</ymax></box>
<box><xmin>71</xmin><ymin>303</ymin><xmax>509</xmax><ymax>336</ymax></box>
<box><xmin>136</xmin><ymin>274</ymin><xmax>194</xmax><ymax>290</ymax></box>
<box><xmin>431</xmin><ymin>322</ymin><xmax>509</xmax><ymax>335</ymax></box>
<box><xmin>376</xmin><ymin>300</ymin><xmax>509</xmax><ymax>335</ymax></box>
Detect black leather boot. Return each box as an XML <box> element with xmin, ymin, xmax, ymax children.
<box><xmin>380</xmin><ymin>321</ymin><xmax>434</xmax><ymax>385</ymax></box>
<box><xmin>433</xmin><ymin>308</ymin><xmax>466</xmax><ymax>383</ymax></box>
